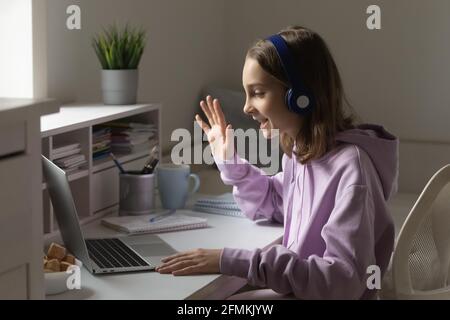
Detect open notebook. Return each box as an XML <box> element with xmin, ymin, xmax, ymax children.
<box><xmin>193</xmin><ymin>193</ymin><xmax>245</xmax><ymax>218</ymax></box>
<box><xmin>101</xmin><ymin>210</ymin><xmax>208</xmax><ymax>235</ymax></box>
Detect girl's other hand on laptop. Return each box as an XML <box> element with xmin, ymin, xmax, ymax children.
<box><xmin>156</xmin><ymin>248</ymin><xmax>222</xmax><ymax>276</ymax></box>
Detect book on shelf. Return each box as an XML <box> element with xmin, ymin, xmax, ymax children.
<box><xmin>54</xmin><ymin>154</ymin><xmax>86</xmax><ymax>167</ymax></box>
<box><xmin>92</xmin><ymin>143</ymin><xmax>111</xmax><ymax>154</ymax></box>
<box><xmin>93</xmin><ymin>149</ymin><xmax>111</xmax><ymax>159</ymax></box>
<box><xmin>111</xmin><ymin>133</ymin><xmax>155</xmax><ymax>145</ymax></box>
<box><xmin>91</xmin><ymin>121</ymin><xmax>159</xmax><ymax>163</ymax></box>
<box><xmin>63</xmin><ymin>162</ymin><xmax>87</xmax><ymax>174</ymax></box>
<box><xmin>92</xmin><ymin>151</ymin><xmax>111</xmax><ymax>161</ymax></box>
<box><xmin>111</xmin><ymin>139</ymin><xmax>158</xmax><ymax>155</ymax></box>
<box><xmin>55</xmin><ymin>160</ymin><xmax>87</xmax><ymax>172</ymax></box>
<box><xmin>50</xmin><ymin>142</ymin><xmax>86</xmax><ymax>172</ymax></box>
<box><xmin>93</xmin><ymin>127</ymin><xmax>111</xmax><ymax>136</ymax></box>
<box><xmin>111</xmin><ymin>138</ymin><xmax>152</xmax><ymax>147</ymax></box>
<box><xmin>111</xmin><ymin>144</ymin><xmax>150</xmax><ymax>154</ymax></box>
<box><xmin>52</xmin><ymin>143</ymin><xmax>80</xmax><ymax>155</ymax></box>
<box><xmin>92</xmin><ymin>126</ymin><xmax>112</xmax><ymax>160</ymax></box>
<box><xmin>52</xmin><ymin>147</ymin><xmax>82</xmax><ymax>160</ymax></box>
<box><xmin>93</xmin><ymin>134</ymin><xmax>112</xmax><ymax>144</ymax></box>
<box><xmin>101</xmin><ymin>121</ymin><xmax>157</xmax><ymax>131</ymax></box>
<box><xmin>111</xmin><ymin>130</ymin><xmax>155</xmax><ymax>145</ymax></box>
<box><xmin>112</xmin><ymin>129</ymin><xmax>156</xmax><ymax>137</ymax></box>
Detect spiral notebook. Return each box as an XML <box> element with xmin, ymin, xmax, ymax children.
<box><xmin>193</xmin><ymin>193</ymin><xmax>245</xmax><ymax>218</ymax></box>
<box><xmin>101</xmin><ymin>210</ymin><xmax>208</xmax><ymax>235</ymax></box>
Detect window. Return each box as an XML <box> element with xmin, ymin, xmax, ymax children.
<box><xmin>0</xmin><ymin>0</ymin><xmax>33</xmax><ymax>98</ymax></box>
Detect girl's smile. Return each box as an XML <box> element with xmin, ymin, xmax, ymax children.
<box><xmin>252</xmin><ymin>115</ymin><xmax>269</xmax><ymax>128</ymax></box>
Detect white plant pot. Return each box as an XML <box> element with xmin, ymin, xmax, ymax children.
<box><xmin>101</xmin><ymin>69</ymin><xmax>138</xmax><ymax>105</ymax></box>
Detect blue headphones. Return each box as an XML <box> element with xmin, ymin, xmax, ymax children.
<box><xmin>266</xmin><ymin>34</ymin><xmax>315</xmax><ymax>115</ymax></box>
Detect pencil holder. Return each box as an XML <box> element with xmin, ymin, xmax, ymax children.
<box><xmin>119</xmin><ymin>171</ymin><xmax>155</xmax><ymax>216</ymax></box>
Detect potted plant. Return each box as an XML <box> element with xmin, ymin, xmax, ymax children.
<box><xmin>92</xmin><ymin>24</ymin><xmax>146</xmax><ymax>105</ymax></box>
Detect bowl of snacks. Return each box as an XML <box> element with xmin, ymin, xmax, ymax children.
<box><xmin>44</xmin><ymin>242</ymin><xmax>82</xmax><ymax>295</ymax></box>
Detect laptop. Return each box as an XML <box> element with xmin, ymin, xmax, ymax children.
<box><xmin>42</xmin><ymin>155</ymin><xmax>176</xmax><ymax>274</ymax></box>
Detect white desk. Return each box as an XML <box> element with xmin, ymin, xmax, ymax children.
<box><xmin>46</xmin><ymin>207</ymin><xmax>283</xmax><ymax>300</ymax></box>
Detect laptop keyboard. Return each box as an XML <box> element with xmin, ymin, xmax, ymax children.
<box><xmin>85</xmin><ymin>238</ymin><xmax>150</xmax><ymax>269</ymax></box>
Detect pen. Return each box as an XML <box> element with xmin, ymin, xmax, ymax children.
<box><xmin>109</xmin><ymin>152</ymin><xmax>126</xmax><ymax>174</ymax></box>
<box><xmin>148</xmin><ymin>158</ymin><xmax>159</xmax><ymax>174</ymax></box>
<box><xmin>142</xmin><ymin>158</ymin><xmax>159</xmax><ymax>174</ymax></box>
<box><xmin>141</xmin><ymin>145</ymin><xmax>159</xmax><ymax>174</ymax></box>
<box><xmin>149</xmin><ymin>209</ymin><xmax>176</xmax><ymax>223</ymax></box>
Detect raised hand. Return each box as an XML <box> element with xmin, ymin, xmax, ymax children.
<box><xmin>195</xmin><ymin>95</ymin><xmax>234</xmax><ymax>162</ymax></box>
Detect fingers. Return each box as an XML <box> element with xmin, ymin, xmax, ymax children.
<box><xmin>157</xmin><ymin>249</ymin><xmax>201</xmax><ymax>273</ymax></box>
<box><xmin>200</xmin><ymin>96</ymin><xmax>227</xmax><ymax>130</ymax></box>
<box><xmin>195</xmin><ymin>114</ymin><xmax>210</xmax><ymax>135</ymax></box>
<box><xmin>156</xmin><ymin>248</ymin><xmax>221</xmax><ymax>276</ymax></box>
<box><xmin>159</xmin><ymin>254</ymin><xmax>196</xmax><ymax>267</ymax></box>
<box><xmin>157</xmin><ymin>260</ymin><xmax>195</xmax><ymax>274</ymax></box>
<box><xmin>225</xmin><ymin>124</ymin><xmax>235</xmax><ymax>160</ymax></box>
<box><xmin>206</xmin><ymin>96</ymin><xmax>219</xmax><ymax>125</ymax></box>
<box><xmin>200</xmin><ymin>98</ymin><xmax>215</xmax><ymax>126</ymax></box>
<box><xmin>214</xmin><ymin>99</ymin><xmax>227</xmax><ymax>131</ymax></box>
<box><xmin>160</xmin><ymin>250</ymin><xmax>194</xmax><ymax>263</ymax></box>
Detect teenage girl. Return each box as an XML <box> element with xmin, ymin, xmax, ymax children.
<box><xmin>156</xmin><ymin>25</ymin><xmax>399</xmax><ymax>300</ymax></box>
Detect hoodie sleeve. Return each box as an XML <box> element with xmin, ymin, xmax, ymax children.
<box><xmin>215</xmin><ymin>154</ymin><xmax>285</xmax><ymax>224</ymax></box>
<box><xmin>220</xmin><ymin>185</ymin><xmax>377</xmax><ymax>300</ymax></box>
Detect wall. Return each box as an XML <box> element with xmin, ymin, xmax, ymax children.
<box><xmin>32</xmin><ymin>0</ymin><xmax>48</xmax><ymax>99</ymax></box>
<box><xmin>223</xmin><ymin>0</ymin><xmax>450</xmax><ymax>193</ymax></box>
<box><xmin>46</xmin><ymin>0</ymin><xmax>226</xmax><ymax>153</ymax></box>
<box><xmin>0</xmin><ymin>0</ymin><xmax>33</xmax><ymax>98</ymax></box>
<box><xmin>45</xmin><ymin>0</ymin><xmax>450</xmax><ymax>194</ymax></box>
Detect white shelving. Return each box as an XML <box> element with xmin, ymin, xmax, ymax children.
<box><xmin>40</xmin><ymin>103</ymin><xmax>161</xmax><ymax>238</ymax></box>
<box><xmin>0</xmin><ymin>98</ymin><xmax>59</xmax><ymax>299</ymax></box>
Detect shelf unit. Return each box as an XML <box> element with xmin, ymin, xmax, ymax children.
<box><xmin>40</xmin><ymin>103</ymin><xmax>161</xmax><ymax>239</ymax></box>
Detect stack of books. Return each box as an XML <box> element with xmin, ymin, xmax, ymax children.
<box><xmin>104</xmin><ymin>121</ymin><xmax>158</xmax><ymax>154</ymax></box>
<box><xmin>193</xmin><ymin>193</ymin><xmax>245</xmax><ymax>218</ymax></box>
<box><xmin>52</xmin><ymin>143</ymin><xmax>87</xmax><ymax>173</ymax></box>
<box><xmin>92</xmin><ymin>127</ymin><xmax>112</xmax><ymax>161</ymax></box>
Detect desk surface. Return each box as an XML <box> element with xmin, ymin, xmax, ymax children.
<box><xmin>46</xmin><ymin>208</ymin><xmax>283</xmax><ymax>300</ymax></box>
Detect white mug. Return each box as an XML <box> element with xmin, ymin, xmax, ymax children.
<box><xmin>157</xmin><ymin>164</ymin><xmax>200</xmax><ymax>209</ymax></box>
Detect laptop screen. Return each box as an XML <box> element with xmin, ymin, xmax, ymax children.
<box><xmin>41</xmin><ymin>155</ymin><xmax>92</xmax><ymax>270</ymax></box>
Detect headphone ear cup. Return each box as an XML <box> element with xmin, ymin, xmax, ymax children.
<box><xmin>285</xmin><ymin>89</ymin><xmax>295</xmax><ymax>112</ymax></box>
<box><xmin>286</xmin><ymin>89</ymin><xmax>311</xmax><ymax>114</ymax></box>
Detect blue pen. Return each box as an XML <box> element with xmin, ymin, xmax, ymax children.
<box><xmin>109</xmin><ymin>152</ymin><xmax>126</xmax><ymax>174</ymax></box>
<box><xmin>149</xmin><ymin>210</ymin><xmax>176</xmax><ymax>223</ymax></box>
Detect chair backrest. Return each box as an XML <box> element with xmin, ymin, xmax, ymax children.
<box><xmin>392</xmin><ymin>164</ymin><xmax>450</xmax><ymax>299</ymax></box>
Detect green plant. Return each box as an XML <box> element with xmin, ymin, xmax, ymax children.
<box><xmin>92</xmin><ymin>24</ymin><xmax>146</xmax><ymax>70</ymax></box>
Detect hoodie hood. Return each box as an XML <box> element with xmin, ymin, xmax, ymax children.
<box><xmin>335</xmin><ymin>124</ymin><xmax>399</xmax><ymax>200</ymax></box>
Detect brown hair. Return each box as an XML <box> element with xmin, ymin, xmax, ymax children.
<box><xmin>246</xmin><ymin>26</ymin><xmax>358</xmax><ymax>164</ymax></box>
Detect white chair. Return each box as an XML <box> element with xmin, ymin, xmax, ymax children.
<box><xmin>390</xmin><ymin>164</ymin><xmax>450</xmax><ymax>299</ymax></box>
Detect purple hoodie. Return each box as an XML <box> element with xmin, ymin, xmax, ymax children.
<box><xmin>216</xmin><ymin>124</ymin><xmax>399</xmax><ymax>300</ymax></box>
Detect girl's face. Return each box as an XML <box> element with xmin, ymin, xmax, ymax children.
<box><xmin>242</xmin><ymin>57</ymin><xmax>302</xmax><ymax>139</ymax></box>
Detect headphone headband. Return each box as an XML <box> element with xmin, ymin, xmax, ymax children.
<box><xmin>266</xmin><ymin>34</ymin><xmax>314</xmax><ymax>114</ymax></box>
